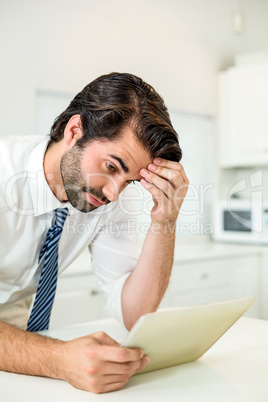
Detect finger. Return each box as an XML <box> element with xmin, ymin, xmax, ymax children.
<box><xmin>103</xmin><ymin>374</ymin><xmax>132</xmax><ymax>383</ymax></box>
<box><xmin>147</xmin><ymin>164</ymin><xmax>184</xmax><ymax>186</ymax></box>
<box><xmin>93</xmin><ymin>380</ymin><xmax>129</xmax><ymax>394</ymax></box>
<box><xmin>142</xmin><ymin>166</ymin><xmax>181</xmax><ymax>191</ymax></box>
<box><xmin>101</xmin><ymin>355</ymin><xmax>149</xmax><ymax>376</ymax></box>
<box><xmin>153</xmin><ymin>159</ymin><xmax>189</xmax><ymax>183</ymax></box>
<box><xmin>90</xmin><ymin>331</ymin><xmax>119</xmax><ymax>347</ymax></box>
<box><xmin>97</xmin><ymin>345</ymin><xmax>144</xmax><ymax>363</ymax></box>
<box><xmin>140</xmin><ymin>179</ymin><xmax>171</xmax><ymax>208</ymax></box>
<box><xmin>140</xmin><ymin>170</ymin><xmax>173</xmax><ymax>199</ymax></box>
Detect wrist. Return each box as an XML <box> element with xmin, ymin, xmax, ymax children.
<box><xmin>149</xmin><ymin>219</ymin><xmax>177</xmax><ymax>235</ymax></box>
<box><xmin>30</xmin><ymin>333</ymin><xmax>67</xmax><ymax>380</ymax></box>
<box><xmin>48</xmin><ymin>339</ymin><xmax>68</xmax><ymax>380</ymax></box>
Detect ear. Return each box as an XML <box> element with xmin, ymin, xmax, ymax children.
<box><xmin>63</xmin><ymin>115</ymin><xmax>83</xmax><ymax>147</ymax></box>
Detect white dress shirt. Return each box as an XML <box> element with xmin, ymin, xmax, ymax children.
<box><xmin>0</xmin><ymin>136</ymin><xmax>140</xmax><ymax>326</ymax></box>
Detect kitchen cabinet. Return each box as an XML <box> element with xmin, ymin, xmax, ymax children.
<box><xmin>50</xmin><ymin>243</ymin><xmax>262</xmax><ymax>328</ymax></box>
<box><xmin>50</xmin><ymin>272</ymin><xmax>109</xmax><ymax>329</ymax></box>
<box><xmin>259</xmin><ymin>249</ymin><xmax>268</xmax><ymax>319</ymax></box>
<box><xmin>218</xmin><ymin>62</ymin><xmax>268</xmax><ymax>167</ymax></box>
<box><xmin>160</xmin><ymin>252</ymin><xmax>260</xmax><ymax>319</ymax></box>
<box><xmin>50</xmin><ymin>252</ymin><xmax>109</xmax><ymax>329</ymax></box>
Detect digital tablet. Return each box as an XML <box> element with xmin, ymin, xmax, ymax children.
<box><xmin>121</xmin><ymin>297</ymin><xmax>255</xmax><ymax>374</ymax></box>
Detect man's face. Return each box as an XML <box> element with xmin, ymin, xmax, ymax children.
<box><xmin>60</xmin><ymin>127</ymin><xmax>152</xmax><ymax>213</ymax></box>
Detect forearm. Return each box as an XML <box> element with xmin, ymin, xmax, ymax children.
<box><xmin>121</xmin><ymin>158</ymin><xmax>188</xmax><ymax>330</ymax></box>
<box><xmin>121</xmin><ymin>221</ymin><xmax>176</xmax><ymax>330</ymax></box>
<box><xmin>0</xmin><ymin>320</ymin><xmax>148</xmax><ymax>393</ymax></box>
<box><xmin>0</xmin><ymin>320</ymin><xmax>64</xmax><ymax>378</ymax></box>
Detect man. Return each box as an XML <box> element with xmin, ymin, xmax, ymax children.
<box><xmin>0</xmin><ymin>72</ymin><xmax>188</xmax><ymax>393</ymax></box>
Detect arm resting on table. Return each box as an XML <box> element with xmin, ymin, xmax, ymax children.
<box><xmin>0</xmin><ymin>320</ymin><xmax>148</xmax><ymax>393</ymax></box>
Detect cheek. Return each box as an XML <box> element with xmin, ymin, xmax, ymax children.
<box><xmin>83</xmin><ymin>174</ymin><xmax>104</xmax><ymax>187</ymax></box>
<box><xmin>81</xmin><ymin>160</ymin><xmax>103</xmax><ymax>185</ymax></box>
<box><xmin>81</xmin><ymin>169</ymin><xmax>109</xmax><ymax>188</ymax></box>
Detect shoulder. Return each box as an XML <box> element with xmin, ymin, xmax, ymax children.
<box><xmin>0</xmin><ymin>135</ymin><xmax>48</xmax><ymax>210</ymax></box>
<box><xmin>0</xmin><ymin>135</ymin><xmax>47</xmax><ymax>177</ymax></box>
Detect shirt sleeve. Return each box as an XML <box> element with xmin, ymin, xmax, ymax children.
<box><xmin>88</xmin><ymin>186</ymin><xmax>141</xmax><ymax>327</ymax></box>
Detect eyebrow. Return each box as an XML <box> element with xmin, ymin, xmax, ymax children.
<box><xmin>108</xmin><ymin>154</ymin><xmax>129</xmax><ymax>173</ymax></box>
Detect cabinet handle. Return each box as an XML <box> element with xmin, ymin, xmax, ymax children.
<box><xmin>90</xmin><ymin>289</ymin><xmax>100</xmax><ymax>296</ymax></box>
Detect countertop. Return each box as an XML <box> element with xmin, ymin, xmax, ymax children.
<box><xmin>173</xmin><ymin>237</ymin><xmax>268</xmax><ymax>263</ymax></box>
<box><xmin>64</xmin><ymin>237</ymin><xmax>268</xmax><ymax>276</ymax></box>
<box><xmin>1</xmin><ymin>316</ymin><xmax>268</xmax><ymax>402</ymax></box>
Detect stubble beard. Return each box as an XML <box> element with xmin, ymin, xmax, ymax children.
<box><xmin>60</xmin><ymin>146</ymin><xmax>109</xmax><ymax>213</ymax></box>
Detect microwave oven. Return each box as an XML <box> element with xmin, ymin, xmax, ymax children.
<box><xmin>213</xmin><ymin>199</ymin><xmax>268</xmax><ymax>244</ymax></box>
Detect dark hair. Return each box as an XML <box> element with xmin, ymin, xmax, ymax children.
<box><xmin>48</xmin><ymin>72</ymin><xmax>182</xmax><ymax>162</ymax></box>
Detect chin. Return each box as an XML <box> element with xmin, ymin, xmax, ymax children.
<box><xmin>66</xmin><ymin>191</ymin><xmax>97</xmax><ymax>213</ymax></box>
<box><xmin>75</xmin><ymin>202</ymin><xmax>97</xmax><ymax>213</ymax></box>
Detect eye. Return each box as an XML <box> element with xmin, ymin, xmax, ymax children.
<box><xmin>126</xmin><ymin>180</ymin><xmax>138</xmax><ymax>185</ymax></box>
<box><xmin>106</xmin><ymin>162</ymin><xmax>116</xmax><ymax>173</ymax></box>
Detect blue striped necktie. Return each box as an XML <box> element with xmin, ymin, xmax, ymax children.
<box><xmin>27</xmin><ymin>208</ymin><xmax>69</xmax><ymax>332</ymax></box>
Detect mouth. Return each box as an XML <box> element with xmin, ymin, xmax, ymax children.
<box><xmin>86</xmin><ymin>193</ymin><xmax>105</xmax><ymax>207</ymax></box>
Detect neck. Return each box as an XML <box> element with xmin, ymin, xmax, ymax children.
<box><xmin>43</xmin><ymin>142</ymin><xmax>68</xmax><ymax>202</ymax></box>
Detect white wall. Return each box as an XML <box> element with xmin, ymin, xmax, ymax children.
<box><xmin>1</xmin><ymin>0</ymin><xmax>268</xmax><ymax>136</ymax></box>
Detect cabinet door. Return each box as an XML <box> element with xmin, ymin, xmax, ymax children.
<box><xmin>258</xmin><ymin>251</ymin><xmax>268</xmax><ymax>319</ymax></box>
<box><xmin>228</xmin><ymin>255</ymin><xmax>260</xmax><ymax>318</ymax></box>
<box><xmin>219</xmin><ymin>63</ymin><xmax>268</xmax><ymax>167</ymax></box>
<box><xmin>50</xmin><ymin>273</ymin><xmax>109</xmax><ymax>328</ymax></box>
<box><xmin>230</xmin><ymin>64</ymin><xmax>268</xmax><ymax>164</ymax></box>
<box><xmin>160</xmin><ymin>255</ymin><xmax>260</xmax><ymax>318</ymax></box>
<box><xmin>160</xmin><ymin>259</ymin><xmax>231</xmax><ymax>309</ymax></box>
<box><xmin>169</xmin><ymin>259</ymin><xmax>229</xmax><ymax>292</ymax></box>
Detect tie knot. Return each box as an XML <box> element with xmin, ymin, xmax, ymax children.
<box><xmin>54</xmin><ymin>208</ymin><xmax>69</xmax><ymax>228</ymax></box>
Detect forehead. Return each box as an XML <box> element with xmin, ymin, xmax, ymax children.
<box><xmin>83</xmin><ymin>128</ymin><xmax>152</xmax><ymax>172</ymax></box>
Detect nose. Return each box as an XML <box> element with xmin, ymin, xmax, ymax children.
<box><xmin>102</xmin><ymin>179</ymin><xmax>124</xmax><ymax>202</ymax></box>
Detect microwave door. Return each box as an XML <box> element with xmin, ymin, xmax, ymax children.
<box><xmin>223</xmin><ymin>210</ymin><xmax>252</xmax><ymax>232</ymax></box>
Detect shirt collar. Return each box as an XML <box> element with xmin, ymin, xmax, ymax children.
<box><xmin>27</xmin><ymin>137</ymin><xmax>76</xmax><ymax>217</ymax></box>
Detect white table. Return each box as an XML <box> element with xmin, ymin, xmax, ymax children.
<box><xmin>1</xmin><ymin>317</ymin><xmax>268</xmax><ymax>402</ymax></box>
